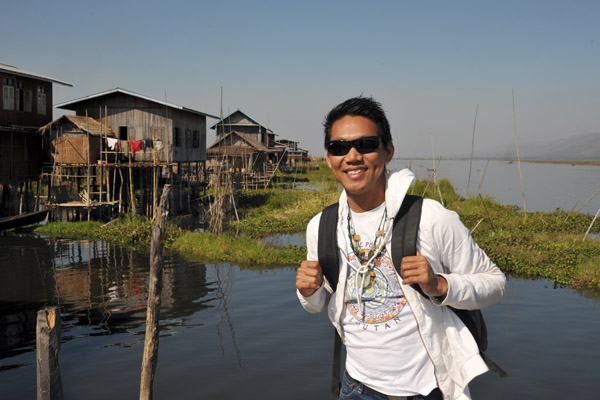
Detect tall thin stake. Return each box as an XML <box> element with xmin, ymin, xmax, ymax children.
<box><xmin>466</xmin><ymin>104</ymin><xmax>479</xmax><ymax>196</ymax></box>
<box><xmin>512</xmin><ymin>89</ymin><xmax>527</xmax><ymax>215</ymax></box>
<box><xmin>583</xmin><ymin>206</ymin><xmax>600</xmax><ymax>241</ymax></box>
<box><xmin>575</xmin><ymin>187</ymin><xmax>600</xmax><ymax>213</ymax></box>
<box><xmin>86</xmin><ymin>110</ymin><xmax>91</xmax><ymax>221</ymax></box>
<box><xmin>476</xmin><ymin>159</ymin><xmax>490</xmax><ymax>197</ymax></box>
<box><xmin>140</xmin><ymin>185</ymin><xmax>171</xmax><ymax>400</ymax></box>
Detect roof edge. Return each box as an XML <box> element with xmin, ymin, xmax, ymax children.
<box><xmin>55</xmin><ymin>87</ymin><xmax>219</xmax><ymax>119</ymax></box>
<box><xmin>0</xmin><ymin>64</ymin><xmax>73</xmax><ymax>87</ymax></box>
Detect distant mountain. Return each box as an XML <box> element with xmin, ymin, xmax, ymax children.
<box><xmin>479</xmin><ymin>132</ymin><xmax>600</xmax><ymax>161</ymax></box>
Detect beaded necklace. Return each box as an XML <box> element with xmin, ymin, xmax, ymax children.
<box><xmin>346</xmin><ymin>202</ymin><xmax>387</xmax><ymax>288</ymax></box>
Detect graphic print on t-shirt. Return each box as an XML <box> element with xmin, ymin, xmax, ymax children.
<box><xmin>344</xmin><ymin>247</ymin><xmax>407</xmax><ymax>324</ymax></box>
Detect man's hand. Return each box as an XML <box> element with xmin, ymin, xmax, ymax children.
<box><xmin>400</xmin><ymin>250</ymin><xmax>448</xmax><ymax>298</ymax></box>
<box><xmin>296</xmin><ymin>260</ymin><xmax>323</xmax><ymax>297</ymax></box>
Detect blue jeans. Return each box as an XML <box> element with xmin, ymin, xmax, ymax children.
<box><xmin>339</xmin><ymin>371</ymin><xmax>442</xmax><ymax>400</ymax></box>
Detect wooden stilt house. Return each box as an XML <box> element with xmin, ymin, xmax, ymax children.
<box><xmin>55</xmin><ymin>88</ymin><xmax>218</xmax><ymax>165</ymax></box>
<box><xmin>209</xmin><ymin>109</ymin><xmax>286</xmax><ymax>176</ymax></box>
<box><xmin>206</xmin><ymin>131</ymin><xmax>269</xmax><ymax>173</ymax></box>
<box><xmin>39</xmin><ymin>115</ymin><xmax>115</xmax><ymax>165</ymax></box>
<box><xmin>50</xmin><ymin>88</ymin><xmax>218</xmax><ymax>218</ymax></box>
<box><xmin>0</xmin><ymin>63</ymin><xmax>72</xmax><ymax>218</ymax></box>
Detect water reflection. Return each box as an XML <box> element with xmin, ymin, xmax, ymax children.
<box><xmin>0</xmin><ymin>234</ymin><xmax>215</xmax><ymax>366</ymax></box>
<box><xmin>2</xmin><ymin>233</ymin><xmax>599</xmax><ymax>399</ymax></box>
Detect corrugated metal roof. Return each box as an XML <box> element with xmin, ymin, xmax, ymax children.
<box><xmin>210</xmin><ymin>109</ymin><xmax>272</xmax><ymax>132</ymax></box>
<box><xmin>55</xmin><ymin>87</ymin><xmax>218</xmax><ymax>119</ymax></box>
<box><xmin>0</xmin><ymin>63</ymin><xmax>73</xmax><ymax>87</ymax></box>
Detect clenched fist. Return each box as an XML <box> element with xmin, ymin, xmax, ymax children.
<box><xmin>400</xmin><ymin>250</ymin><xmax>448</xmax><ymax>298</ymax></box>
<box><xmin>296</xmin><ymin>260</ymin><xmax>323</xmax><ymax>297</ymax></box>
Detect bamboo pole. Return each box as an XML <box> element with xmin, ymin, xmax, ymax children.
<box><xmin>153</xmin><ymin>135</ymin><xmax>157</xmax><ymax>218</ymax></box>
<box><xmin>512</xmin><ymin>89</ymin><xmax>527</xmax><ymax>215</ymax></box>
<box><xmin>583</xmin><ymin>206</ymin><xmax>600</xmax><ymax>241</ymax></box>
<box><xmin>575</xmin><ymin>187</ymin><xmax>600</xmax><ymax>213</ymax></box>
<box><xmin>476</xmin><ymin>159</ymin><xmax>490</xmax><ymax>197</ymax></box>
<box><xmin>36</xmin><ymin>307</ymin><xmax>63</xmax><ymax>400</ymax></box>
<box><xmin>129</xmin><ymin>141</ymin><xmax>135</xmax><ymax>215</ymax></box>
<box><xmin>105</xmin><ymin>106</ymin><xmax>110</xmax><ymax>206</ymax></box>
<box><xmin>118</xmin><ymin>168</ymin><xmax>124</xmax><ymax>214</ymax></box>
<box><xmin>99</xmin><ymin>106</ymin><xmax>103</xmax><ymax>205</ymax></box>
<box><xmin>466</xmin><ymin>104</ymin><xmax>479</xmax><ymax>196</ymax></box>
<box><xmin>86</xmin><ymin>110</ymin><xmax>91</xmax><ymax>221</ymax></box>
<box><xmin>422</xmin><ymin>156</ymin><xmax>442</xmax><ymax>197</ymax></box>
<box><xmin>139</xmin><ymin>184</ymin><xmax>171</xmax><ymax>400</ymax></box>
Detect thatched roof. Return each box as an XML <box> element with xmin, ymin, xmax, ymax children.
<box><xmin>207</xmin><ymin>131</ymin><xmax>268</xmax><ymax>156</ymax></box>
<box><xmin>38</xmin><ymin>115</ymin><xmax>116</xmax><ymax>137</ymax></box>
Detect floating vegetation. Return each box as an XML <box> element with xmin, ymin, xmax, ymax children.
<box><xmin>32</xmin><ymin>161</ymin><xmax>600</xmax><ymax>291</ymax></box>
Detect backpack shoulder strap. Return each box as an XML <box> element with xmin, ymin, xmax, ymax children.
<box><xmin>391</xmin><ymin>194</ymin><xmax>424</xmax><ymax>280</ymax></box>
<box><xmin>318</xmin><ymin>202</ymin><xmax>340</xmax><ymax>289</ymax></box>
<box><xmin>390</xmin><ymin>195</ymin><xmax>495</xmax><ymax>364</ymax></box>
<box><xmin>316</xmin><ymin>202</ymin><xmax>343</xmax><ymax>396</ymax></box>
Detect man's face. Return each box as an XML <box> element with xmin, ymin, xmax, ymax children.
<box><xmin>326</xmin><ymin>115</ymin><xmax>394</xmax><ymax>210</ymax></box>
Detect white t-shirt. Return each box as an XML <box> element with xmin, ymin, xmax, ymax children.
<box><xmin>342</xmin><ymin>203</ymin><xmax>438</xmax><ymax>396</ymax></box>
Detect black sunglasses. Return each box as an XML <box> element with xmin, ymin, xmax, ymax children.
<box><xmin>326</xmin><ymin>136</ymin><xmax>382</xmax><ymax>156</ymax></box>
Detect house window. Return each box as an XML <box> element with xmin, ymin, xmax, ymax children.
<box><xmin>192</xmin><ymin>130</ymin><xmax>199</xmax><ymax>148</ymax></box>
<box><xmin>185</xmin><ymin>129</ymin><xmax>191</xmax><ymax>147</ymax></box>
<box><xmin>119</xmin><ymin>126</ymin><xmax>128</xmax><ymax>140</ymax></box>
<box><xmin>37</xmin><ymin>85</ymin><xmax>46</xmax><ymax>115</ymax></box>
<box><xmin>24</xmin><ymin>90</ymin><xmax>32</xmax><ymax>112</ymax></box>
<box><xmin>173</xmin><ymin>127</ymin><xmax>181</xmax><ymax>147</ymax></box>
<box><xmin>2</xmin><ymin>78</ymin><xmax>14</xmax><ymax>110</ymax></box>
<box><xmin>16</xmin><ymin>82</ymin><xmax>24</xmax><ymax>111</ymax></box>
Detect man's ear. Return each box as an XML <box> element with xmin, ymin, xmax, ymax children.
<box><xmin>385</xmin><ymin>142</ymin><xmax>395</xmax><ymax>163</ymax></box>
<box><xmin>325</xmin><ymin>152</ymin><xmax>333</xmax><ymax>169</ymax></box>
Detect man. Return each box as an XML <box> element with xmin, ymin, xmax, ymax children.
<box><xmin>296</xmin><ymin>96</ymin><xmax>506</xmax><ymax>400</ymax></box>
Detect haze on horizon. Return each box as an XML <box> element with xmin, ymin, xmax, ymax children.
<box><xmin>2</xmin><ymin>0</ymin><xmax>598</xmax><ymax>159</ymax></box>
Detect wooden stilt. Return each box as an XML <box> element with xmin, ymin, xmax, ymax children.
<box><xmin>36</xmin><ymin>307</ymin><xmax>63</xmax><ymax>400</ymax></box>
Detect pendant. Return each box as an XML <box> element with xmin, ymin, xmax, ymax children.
<box><xmin>369</xmin><ymin>270</ymin><xmax>376</xmax><ymax>284</ymax></box>
<box><xmin>358</xmin><ymin>271</ymin><xmax>371</xmax><ymax>289</ymax></box>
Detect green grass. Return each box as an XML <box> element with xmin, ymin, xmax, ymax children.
<box><xmin>171</xmin><ymin>231</ymin><xmax>305</xmax><ymax>265</ymax></box>
<box><xmin>34</xmin><ymin>215</ymin><xmax>182</xmax><ymax>247</ymax></box>
<box><xmin>31</xmin><ymin>161</ymin><xmax>600</xmax><ymax>292</ymax></box>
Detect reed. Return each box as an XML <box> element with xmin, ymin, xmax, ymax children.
<box><xmin>583</xmin><ymin>206</ymin><xmax>600</xmax><ymax>241</ymax></box>
<box><xmin>575</xmin><ymin>187</ymin><xmax>600</xmax><ymax>213</ymax></box>
<box><xmin>466</xmin><ymin>104</ymin><xmax>479</xmax><ymax>196</ymax></box>
<box><xmin>512</xmin><ymin>89</ymin><xmax>527</xmax><ymax>215</ymax></box>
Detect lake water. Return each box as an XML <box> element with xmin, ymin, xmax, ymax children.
<box><xmin>391</xmin><ymin>159</ymin><xmax>600</xmax><ymax>215</ymax></box>
<box><xmin>1</xmin><ymin>161</ymin><xmax>599</xmax><ymax>399</ymax></box>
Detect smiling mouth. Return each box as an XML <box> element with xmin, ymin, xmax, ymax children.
<box><xmin>346</xmin><ymin>168</ymin><xmax>367</xmax><ymax>176</ymax></box>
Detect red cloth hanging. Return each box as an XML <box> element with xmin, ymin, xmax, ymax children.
<box><xmin>129</xmin><ymin>140</ymin><xmax>143</xmax><ymax>158</ymax></box>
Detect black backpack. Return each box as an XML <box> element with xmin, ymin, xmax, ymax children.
<box><xmin>317</xmin><ymin>195</ymin><xmax>503</xmax><ymax>395</ymax></box>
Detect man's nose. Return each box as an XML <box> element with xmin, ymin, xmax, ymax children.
<box><xmin>345</xmin><ymin>146</ymin><xmax>362</xmax><ymax>161</ymax></box>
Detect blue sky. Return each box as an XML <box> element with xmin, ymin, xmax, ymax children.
<box><xmin>2</xmin><ymin>0</ymin><xmax>598</xmax><ymax>157</ymax></box>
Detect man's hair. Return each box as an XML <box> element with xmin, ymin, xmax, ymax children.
<box><xmin>323</xmin><ymin>96</ymin><xmax>392</xmax><ymax>148</ymax></box>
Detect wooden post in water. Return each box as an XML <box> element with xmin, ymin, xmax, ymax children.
<box><xmin>139</xmin><ymin>184</ymin><xmax>171</xmax><ymax>400</ymax></box>
<box><xmin>36</xmin><ymin>306</ymin><xmax>63</xmax><ymax>400</ymax></box>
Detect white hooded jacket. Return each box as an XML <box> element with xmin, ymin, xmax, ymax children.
<box><xmin>297</xmin><ymin>169</ymin><xmax>507</xmax><ymax>399</ymax></box>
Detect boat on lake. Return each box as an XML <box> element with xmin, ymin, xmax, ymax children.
<box><xmin>0</xmin><ymin>210</ymin><xmax>48</xmax><ymax>231</ymax></box>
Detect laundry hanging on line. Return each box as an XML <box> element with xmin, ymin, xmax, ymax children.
<box><xmin>142</xmin><ymin>138</ymin><xmax>153</xmax><ymax>150</ymax></box>
<box><xmin>129</xmin><ymin>140</ymin><xmax>143</xmax><ymax>158</ymax></box>
<box><xmin>107</xmin><ymin>138</ymin><xmax>118</xmax><ymax>151</ymax></box>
